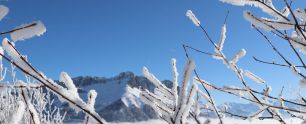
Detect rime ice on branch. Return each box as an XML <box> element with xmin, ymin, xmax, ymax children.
<box><xmin>84</xmin><ymin>90</ymin><xmax>98</xmax><ymax>124</ymax></box>
<box><xmin>186</xmin><ymin>10</ymin><xmax>200</xmax><ymax>27</ymax></box>
<box><xmin>10</xmin><ymin>101</ymin><xmax>26</xmax><ymax>124</ymax></box>
<box><xmin>140</xmin><ymin>59</ymin><xmax>203</xmax><ymax>124</ymax></box>
<box><xmin>184</xmin><ymin>6</ymin><xmax>290</xmax><ymax>123</ymax></box>
<box><xmin>10</xmin><ymin>21</ymin><xmax>46</xmax><ymax>42</ymax></box>
<box><xmin>1</xmin><ymin>13</ymin><xmax>106</xmax><ymax>123</ymax></box>
<box><xmin>0</xmin><ymin>5</ymin><xmax>9</xmax><ymax>21</ymax></box>
<box><xmin>222</xmin><ymin>0</ymin><xmax>306</xmax><ymax>55</ymax></box>
<box><xmin>0</xmin><ymin>4</ymin><xmax>107</xmax><ymax>124</ymax></box>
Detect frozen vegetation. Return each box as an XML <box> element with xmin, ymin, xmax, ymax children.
<box><xmin>109</xmin><ymin>118</ymin><xmax>304</xmax><ymax>124</ymax></box>
<box><xmin>66</xmin><ymin>118</ymin><xmax>304</xmax><ymax>124</ymax></box>
<box><xmin>0</xmin><ymin>0</ymin><xmax>305</xmax><ymax>124</ymax></box>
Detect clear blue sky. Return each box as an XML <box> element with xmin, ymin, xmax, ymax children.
<box><xmin>2</xmin><ymin>0</ymin><xmax>305</xmax><ymax>103</ymax></box>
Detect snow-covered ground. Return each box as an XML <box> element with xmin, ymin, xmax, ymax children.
<box><xmin>65</xmin><ymin>117</ymin><xmax>303</xmax><ymax>124</ymax></box>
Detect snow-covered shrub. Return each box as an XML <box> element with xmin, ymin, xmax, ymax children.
<box><xmin>0</xmin><ymin>76</ymin><xmax>66</xmax><ymax>124</ymax></box>
<box><xmin>140</xmin><ymin>58</ymin><xmax>208</xmax><ymax>124</ymax></box>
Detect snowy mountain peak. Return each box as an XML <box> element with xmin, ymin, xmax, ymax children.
<box><xmin>63</xmin><ymin>72</ymin><xmax>282</xmax><ymax>123</ymax></box>
<box><xmin>62</xmin><ymin>71</ymin><xmax>159</xmax><ymax>122</ymax></box>
<box><xmin>121</xmin><ymin>86</ymin><xmax>142</xmax><ymax>108</ymax></box>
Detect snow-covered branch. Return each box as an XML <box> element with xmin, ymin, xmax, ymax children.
<box><xmin>183</xmin><ymin>6</ymin><xmax>297</xmax><ymax>122</ymax></box>
<box><xmin>19</xmin><ymin>80</ymin><xmax>41</xmax><ymax>124</ymax></box>
<box><xmin>140</xmin><ymin>59</ymin><xmax>201</xmax><ymax>124</ymax></box>
<box><xmin>10</xmin><ymin>101</ymin><xmax>26</xmax><ymax>124</ymax></box>
<box><xmin>10</xmin><ymin>21</ymin><xmax>46</xmax><ymax>42</ymax></box>
<box><xmin>0</xmin><ymin>38</ymin><xmax>107</xmax><ymax>124</ymax></box>
<box><xmin>84</xmin><ymin>90</ymin><xmax>98</xmax><ymax>124</ymax></box>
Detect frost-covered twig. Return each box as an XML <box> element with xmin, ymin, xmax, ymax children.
<box><xmin>243</xmin><ymin>70</ymin><xmax>265</xmax><ymax>84</ymax></box>
<box><xmin>140</xmin><ymin>59</ymin><xmax>199</xmax><ymax>124</ymax></box>
<box><xmin>253</xmin><ymin>25</ymin><xmax>306</xmax><ymax>79</ymax></box>
<box><xmin>0</xmin><ymin>5</ymin><xmax>9</xmax><ymax>21</ymax></box>
<box><xmin>185</xmin><ymin>9</ymin><xmax>288</xmax><ymax>123</ymax></box>
<box><xmin>182</xmin><ymin>45</ymin><xmax>225</xmax><ymax>124</ymax></box>
<box><xmin>282</xmin><ymin>0</ymin><xmax>306</xmax><ymax>40</ymax></box>
<box><xmin>253</xmin><ymin>56</ymin><xmax>304</xmax><ymax>68</ymax></box>
<box><xmin>221</xmin><ymin>0</ymin><xmax>290</xmax><ymax>21</ymax></box>
<box><xmin>84</xmin><ymin>90</ymin><xmax>98</xmax><ymax>124</ymax></box>
<box><xmin>9</xmin><ymin>101</ymin><xmax>26</xmax><ymax>124</ymax></box>
<box><xmin>196</xmin><ymin>78</ymin><xmax>306</xmax><ymax>115</ymax></box>
<box><xmin>223</xmin><ymin>0</ymin><xmax>306</xmax><ymax>59</ymax></box>
<box><xmin>181</xmin><ymin>0</ymin><xmax>306</xmax><ymax>122</ymax></box>
<box><xmin>0</xmin><ymin>83</ymin><xmax>43</xmax><ymax>89</ymax></box>
<box><xmin>183</xmin><ymin>43</ymin><xmax>306</xmax><ymax>109</ymax></box>
<box><xmin>222</xmin><ymin>0</ymin><xmax>306</xmax><ymax>67</ymax></box>
<box><xmin>9</xmin><ymin>21</ymin><xmax>46</xmax><ymax>42</ymax></box>
<box><xmin>0</xmin><ymin>39</ymin><xmax>107</xmax><ymax>124</ymax></box>
<box><xmin>201</xmin><ymin>106</ymin><xmax>273</xmax><ymax>120</ymax></box>
<box><xmin>19</xmin><ymin>81</ymin><xmax>41</xmax><ymax>124</ymax></box>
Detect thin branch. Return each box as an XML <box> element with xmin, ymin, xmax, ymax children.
<box><xmin>282</xmin><ymin>0</ymin><xmax>306</xmax><ymax>40</ymax></box>
<box><xmin>253</xmin><ymin>25</ymin><xmax>306</xmax><ymax>79</ymax></box>
<box><xmin>20</xmin><ymin>88</ymin><xmax>39</xmax><ymax>124</ymax></box>
<box><xmin>189</xmin><ymin>112</ymin><xmax>201</xmax><ymax>124</ymax></box>
<box><xmin>0</xmin><ymin>42</ymin><xmax>106</xmax><ymax>124</ymax></box>
<box><xmin>223</xmin><ymin>10</ymin><xmax>230</xmax><ymax>25</ymax></box>
<box><xmin>201</xmin><ymin>107</ymin><xmax>273</xmax><ymax>120</ymax></box>
<box><xmin>0</xmin><ymin>23</ymin><xmax>37</xmax><ymax>35</ymax></box>
<box><xmin>249</xmin><ymin>12</ymin><xmax>306</xmax><ymax>47</ymax></box>
<box><xmin>182</xmin><ymin>45</ymin><xmax>224</xmax><ymax>124</ymax></box>
<box><xmin>253</xmin><ymin>56</ymin><xmax>304</xmax><ymax>68</ymax></box>
<box><xmin>284</xmin><ymin>30</ymin><xmax>306</xmax><ymax>68</ymax></box>
<box><xmin>190</xmin><ymin>17</ymin><xmax>286</xmax><ymax>123</ymax></box>
<box><xmin>183</xmin><ymin>44</ymin><xmax>213</xmax><ymax>56</ymax></box>
<box><xmin>196</xmin><ymin>78</ymin><xmax>306</xmax><ymax>114</ymax></box>
<box><xmin>256</xmin><ymin>0</ymin><xmax>290</xmax><ymax>21</ymax></box>
<box><xmin>0</xmin><ymin>83</ymin><xmax>44</xmax><ymax>89</ymax></box>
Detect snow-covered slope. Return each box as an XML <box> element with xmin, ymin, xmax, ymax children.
<box><xmin>60</xmin><ymin>72</ymin><xmax>295</xmax><ymax>122</ymax></box>
<box><xmin>61</xmin><ymin>72</ymin><xmax>168</xmax><ymax>122</ymax></box>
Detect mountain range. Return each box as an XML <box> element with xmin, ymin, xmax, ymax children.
<box><xmin>56</xmin><ymin>71</ymin><xmax>295</xmax><ymax>122</ymax></box>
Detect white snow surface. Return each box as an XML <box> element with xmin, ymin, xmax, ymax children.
<box><xmin>79</xmin><ymin>77</ymin><xmax>131</xmax><ymax>109</ymax></box>
<box><xmin>121</xmin><ymin>85</ymin><xmax>142</xmax><ymax>108</ymax></box>
<box><xmin>65</xmin><ymin>117</ymin><xmax>303</xmax><ymax>124</ymax></box>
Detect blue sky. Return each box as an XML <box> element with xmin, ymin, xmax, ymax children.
<box><xmin>1</xmin><ymin>0</ymin><xmax>305</xmax><ymax>103</ymax></box>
